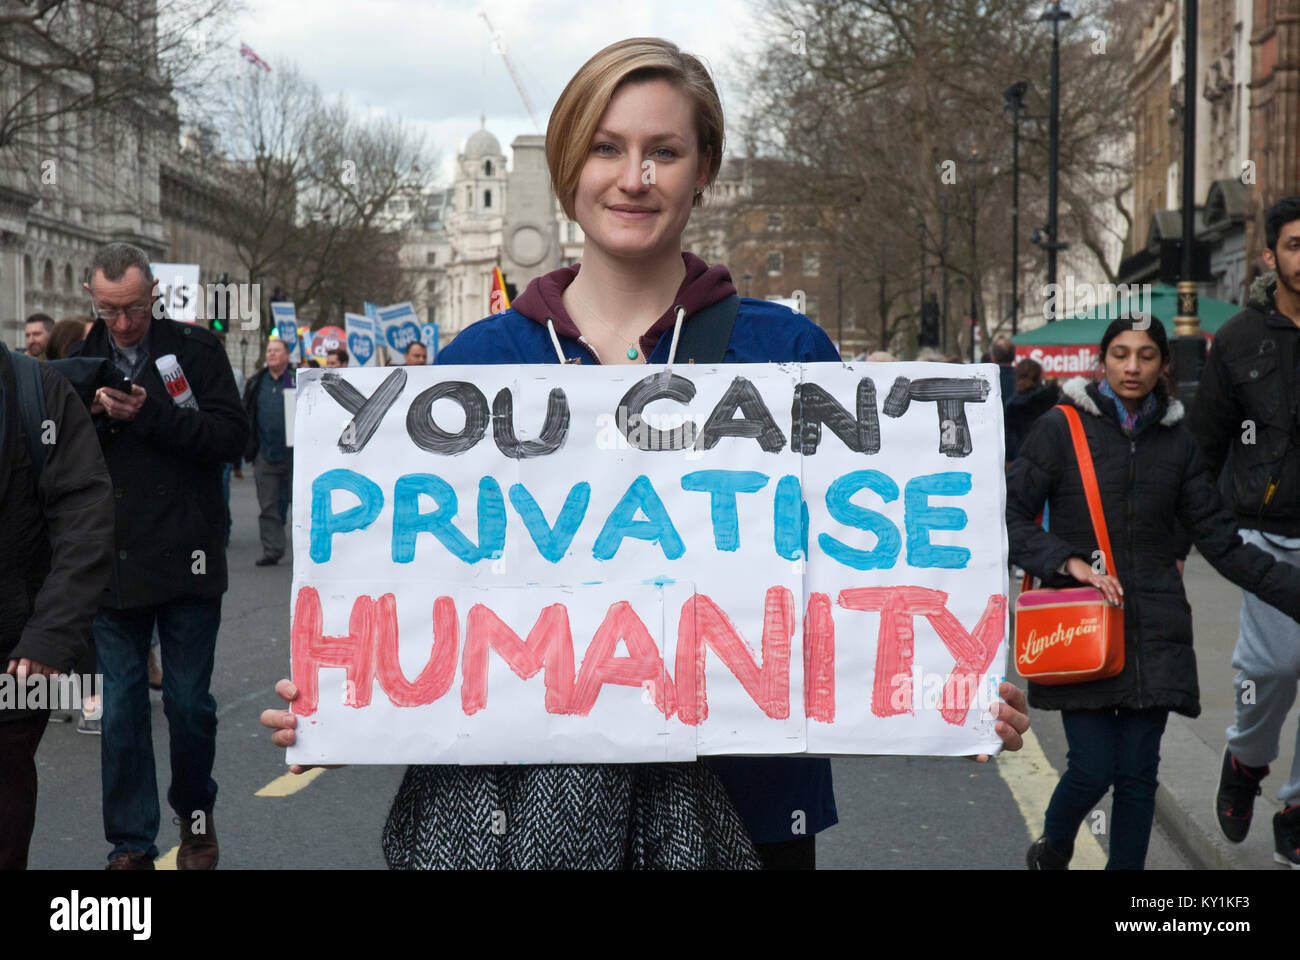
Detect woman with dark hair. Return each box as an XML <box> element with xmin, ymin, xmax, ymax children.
<box><xmin>1004</xmin><ymin>358</ymin><xmax>1060</xmax><ymax>463</ymax></box>
<box><xmin>1008</xmin><ymin>316</ymin><xmax>1300</xmax><ymax>869</ymax></box>
<box><xmin>263</xmin><ymin>37</ymin><xmax>1030</xmax><ymax>870</ymax></box>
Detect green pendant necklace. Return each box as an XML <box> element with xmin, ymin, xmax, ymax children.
<box><xmin>571</xmin><ymin>285</ymin><xmax>642</xmax><ymax>362</ymax></box>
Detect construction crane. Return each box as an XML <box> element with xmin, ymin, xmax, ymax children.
<box><xmin>479</xmin><ymin>11</ymin><xmax>542</xmax><ymax>134</ymax></box>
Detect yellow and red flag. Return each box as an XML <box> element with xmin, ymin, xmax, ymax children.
<box><xmin>489</xmin><ymin>266</ymin><xmax>510</xmax><ymax>314</ymax></box>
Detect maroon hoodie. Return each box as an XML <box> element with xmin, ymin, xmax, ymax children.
<box><xmin>509</xmin><ymin>251</ymin><xmax>737</xmax><ymax>361</ymax></box>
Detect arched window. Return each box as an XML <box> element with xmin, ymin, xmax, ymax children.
<box><xmin>484</xmin><ymin>189</ymin><xmax>492</xmax><ymax>208</ymax></box>
<box><xmin>43</xmin><ymin>259</ymin><xmax>54</xmax><ymax>290</ymax></box>
<box><xmin>23</xmin><ymin>255</ymin><xmax>32</xmax><ymax>286</ymax></box>
<box><xmin>484</xmin><ymin>160</ymin><xmax>493</xmax><ymax>176</ymax></box>
<box><xmin>465</xmin><ymin>185</ymin><xmax>472</xmax><ymax>208</ymax></box>
<box><xmin>64</xmin><ymin>263</ymin><xmax>73</xmax><ymax>291</ymax></box>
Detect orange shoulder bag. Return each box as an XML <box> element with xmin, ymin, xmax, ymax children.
<box><xmin>1014</xmin><ymin>405</ymin><xmax>1125</xmax><ymax>685</ymax></box>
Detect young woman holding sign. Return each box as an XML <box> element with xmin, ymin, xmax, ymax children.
<box><xmin>262</xmin><ymin>37</ymin><xmax>1030</xmax><ymax>869</ymax></box>
<box><xmin>1007</xmin><ymin>318</ymin><xmax>1300</xmax><ymax>869</ymax></box>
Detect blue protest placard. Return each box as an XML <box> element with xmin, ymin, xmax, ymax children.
<box><xmin>345</xmin><ymin>313</ymin><xmax>378</xmax><ymax>367</ymax></box>
<box><xmin>271</xmin><ymin>302</ymin><xmax>301</xmax><ymax>361</ymax></box>
<box><xmin>375</xmin><ymin>301</ymin><xmax>420</xmax><ymax>364</ymax></box>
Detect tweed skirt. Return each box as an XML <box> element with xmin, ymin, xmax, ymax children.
<box><xmin>382</xmin><ymin>761</ymin><xmax>761</xmax><ymax>869</ymax></box>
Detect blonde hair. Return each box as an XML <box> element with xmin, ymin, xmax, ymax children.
<box><xmin>547</xmin><ymin>38</ymin><xmax>725</xmax><ymax>221</ymax></box>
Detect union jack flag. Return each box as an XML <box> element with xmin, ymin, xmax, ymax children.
<box><xmin>240</xmin><ymin>42</ymin><xmax>271</xmax><ymax>72</ymax></box>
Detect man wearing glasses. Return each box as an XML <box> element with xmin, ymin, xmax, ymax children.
<box><xmin>70</xmin><ymin>243</ymin><xmax>248</xmax><ymax>869</ymax></box>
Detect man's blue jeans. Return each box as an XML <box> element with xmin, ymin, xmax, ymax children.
<box><xmin>1044</xmin><ymin>707</ymin><xmax>1169</xmax><ymax>870</ymax></box>
<box><xmin>94</xmin><ymin>598</ymin><xmax>221</xmax><ymax>861</ymax></box>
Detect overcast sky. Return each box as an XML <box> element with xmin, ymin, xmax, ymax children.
<box><xmin>231</xmin><ymin>0</ymin><xmax>760</xmax><ymax>183</ymax></box>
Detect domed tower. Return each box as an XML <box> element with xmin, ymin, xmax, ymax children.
<box><xmin>456</xmin><ymin>115</ymin><xmax>507</xmax><ymax>222</ymax></box>
<box><xmin>443</xmin><ymin>116</ymin><xmax>507</xmax><ymax>332</ymax></box>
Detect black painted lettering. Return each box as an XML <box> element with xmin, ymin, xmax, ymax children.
<box><xmin>492</xmin><ymin>386</ymin><xmax>570</xmax><ymax>459</ymax></box>
<box><xmin>616</xmin><ymin>371</ymin><xmax>698</xmax><ymax>451</ymax></box>
<box><xmin>790</xmin><ymin>378</ymin><xmax>879</xmax><ymax>455</ymax></box>
<box><xmin>882</xmin><ymin>376</ymin><xmax>989</xmax><ymax>457</ymax></box>
<box><xmin>696</xmin><ymin>376</ymin><xmax>786</xmax><ymax>453</ymax></box>
<box><xmin>321</xmin><ymin>369</ymin><xmax>407</xmax><ymax>453</ymax></box>
<box><xmin>405</xmin><ymin>381</ymin><xmax>489</xmax><ymax>455</ymax></box>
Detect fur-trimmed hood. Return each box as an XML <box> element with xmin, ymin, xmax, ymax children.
<box><xmin>1060</xmin><ymin>375</ymin><xmax>1184</xmax><ymax>426</ymax></box>
<box><xmin>1248</xmin><ymin>272</ymin><xmax>1276</xmax><ymax>309</ymax></box>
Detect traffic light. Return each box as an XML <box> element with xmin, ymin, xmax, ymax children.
<box><xmin>211</xmin><ymin>272</ymin><xmax>229</xmax><ymax>333</ymax></box>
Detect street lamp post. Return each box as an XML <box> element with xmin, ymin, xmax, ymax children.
<box><xmin>1002</xmin><ymin>82</ymin><xmax>1048</xmax><ymax>336</ymax></box>
<box><xmin>966</xmin><ymin>146</ymin><xmax>983</xmax><ymax>361</ymax></box>
<box><xmin>1172</xmin><ymin>0</ymin><xmax>1206</xmax><ymax>404</ymax></box>
<box><xmin>1040</xmin><ymin>0</ymin><xmax>1072</xmax><ymax>321</ymax></box>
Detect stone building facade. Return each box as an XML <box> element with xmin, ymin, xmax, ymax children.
<box><xmin>1</xmin><ymin>109</ymin><xmax>169</xmax><ymax>346</ymax></box>
<box><xmin>396</xmin><ymin>121</ymin><xmax>585</xmax><ymax>345</ymax></box>
<box><xmin>1123</xmin><ymin>0</ymin><xmax>1299</xmax><ymax>304</ymax></box>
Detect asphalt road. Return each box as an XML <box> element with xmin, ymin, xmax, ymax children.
<box><xmin>28</xmin><ymin>472</ymin><xmax>1191</xmax><ymax>870</ymax></box>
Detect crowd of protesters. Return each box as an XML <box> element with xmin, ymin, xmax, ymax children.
<box><xmin>3</xmin><ymin>34</ymin><xmax>1300</xmax><ymax>873</ymax></box>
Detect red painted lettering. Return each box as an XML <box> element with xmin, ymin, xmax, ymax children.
<box><xmin>803</xmin><ymin>592</ymin><xmax>835</xmax><ymax>722</ymax></box>
<box><xmin>373</xmin><ymin>595</ymin><xmax>460</xmax><ymax>707</ymax></box>
<box><xmin>838</xmin><ymin>586</ymin><xmax>1006</xmax><ymax>723</ymax></box>
<box><xmin>570</xmin><ymin>601</ymin><xmax>676</xmax><ymax>717</ymax></box>
<box><xmin>675</xmin><ymin>586</ymin><xmax>794</xmax><ymax>725</ymax></box>
<box><xmin>461</xmin><ymin>602</ymin><xmax>575</xmax><ymax>715</ymax></box>
<box><xmin>290</xmin><ymin>586</ymin><xmax>376</xmax><ymax>715</ymax></box>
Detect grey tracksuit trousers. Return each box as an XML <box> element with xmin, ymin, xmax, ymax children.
<box><xmin>1226</xmin><ymin>528</ymin><xmax>1300</xmax><ymax>807</ymax></box>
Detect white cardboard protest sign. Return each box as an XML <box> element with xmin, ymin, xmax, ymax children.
<box><xmin>287</xmin><ymin>362</ymin><xmax>1009</xmax><ymax>765</ymax></box>
<box><xmin>151</xmin><ymin>263</ymin><xmax>201</xmax><ymax>323</ymax></box>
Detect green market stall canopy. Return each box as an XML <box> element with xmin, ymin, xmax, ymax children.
<box><xmin>1012</xmin><ymin>283</ymin><xmax>1240</xmax><ymax>376</ymax></box>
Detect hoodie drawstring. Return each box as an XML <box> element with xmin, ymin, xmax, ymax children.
<box><xmin>545</xmin><ymin>318</ymin><xmax>566</xmax><ymax>364</ymax></box>
<box><xmin>666</xmin><ymin>306</ymin><xmax>686</xmax><ymax>364</ymax></box>
<box><xmin>550</xmin><ymin>307</ymin><xmax>686</xmax><ymax>364</ymax></box>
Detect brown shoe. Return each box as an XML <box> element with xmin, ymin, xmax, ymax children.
<box><xmin>106</xmin><ymin>850</ymin><xmax>155</xmax><ymax>870</ymax></box>
<box><xmin>176</xmin><ymin>812</ymin><xmax>218</xmax><ymax>870</ymax></box>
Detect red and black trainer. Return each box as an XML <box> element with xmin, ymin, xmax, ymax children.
<box><xmin>1215</xmin><ymin>746</ymin><xmax>1267</xmax><ymax>843</ymax></box>
<box><xmin>1274</xmin><ymin>805</ymin><xmax>1300</xmax><ymax>869</ymax></box>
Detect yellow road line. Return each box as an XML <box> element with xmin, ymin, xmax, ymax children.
<box><xmin>156</xmin><ymin>846</ymin><xmax>178</xmax><ymax>870</ymax></box>
<box><xmin>255</xmin><ymin>766</ymin><xmax>326</xmax><ymax>797</ymax></box>
<box><xmin>995</xmin><ymin>727</ymin><xmax>1109</xmax><ymax>869</ymax></box>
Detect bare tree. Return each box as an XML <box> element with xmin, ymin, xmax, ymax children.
<box><xmin>728</xmin><ymin>0</ymin><xmax>1138</xmax><ymax>353</ymax></box>
<box><xmin>208</xmin><ymin>60</ymin><xmax>434</xmax><ymax>333</ymax></box>
<box><xmin>0</xmin><ymin>0</ymin><xmax>238</xmax><ymax>187</ymax></box>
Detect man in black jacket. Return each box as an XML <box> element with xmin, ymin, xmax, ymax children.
<box><xmin>0</xmin><ymin>342</ymin><xmax>114</xmax><ymax>869</ymax></box>
<box><xmin>1190</xmin><ymin>195</ymin><xmax>1300</xmax><ymax>866</ymax></box>
<box><xmin>71</xmin><ymin>243</ymin><xmax>249</xmax><ymax>869</ymax></box>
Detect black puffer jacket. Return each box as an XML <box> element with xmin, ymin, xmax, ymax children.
<box><xmin>1006</xmin><ymin>377</ymin><xmax>1300</xmax><ymax>717</ymax></box>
